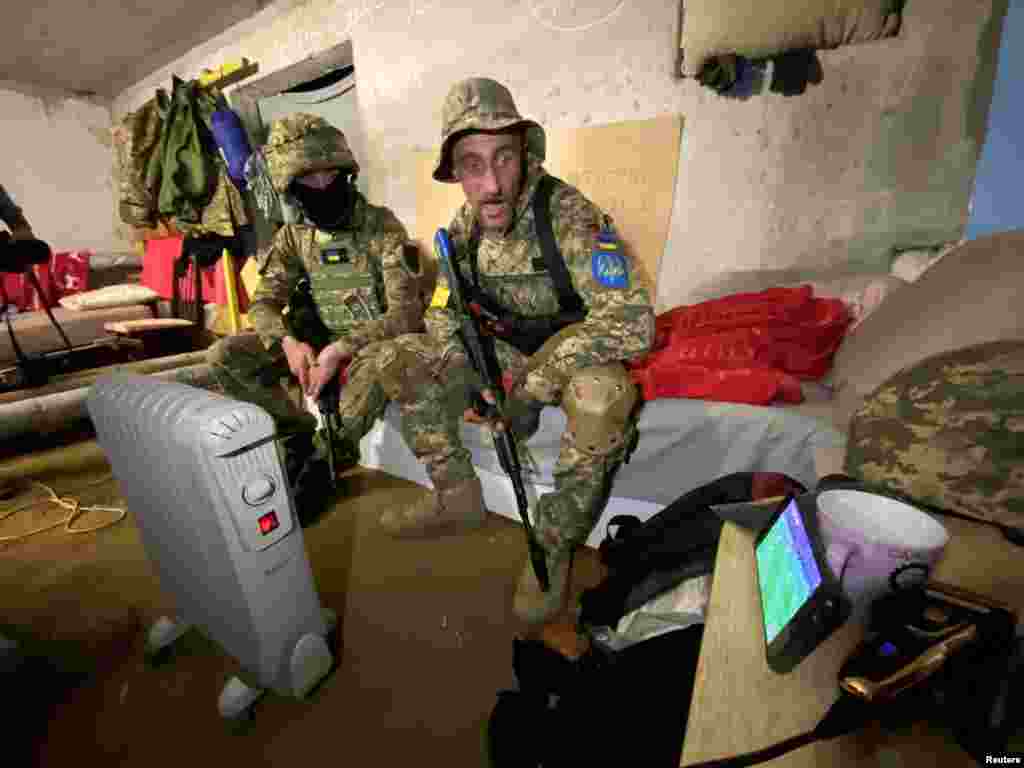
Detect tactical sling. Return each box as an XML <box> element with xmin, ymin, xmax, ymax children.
<box><xmin>465</xmin><ymin>174</ymin><xmax>587</xmax><ymax>355</ymax></box>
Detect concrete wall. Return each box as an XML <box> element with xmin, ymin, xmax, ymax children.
<box><xmin>113</xmin><ymin>0</ymin><xmax>1006</xmax><ymax>312</ymax></box>
<box><xmin>1</xmin><ymin>83</ymin><xmax>123</xmax><ymax>254</ymax></box>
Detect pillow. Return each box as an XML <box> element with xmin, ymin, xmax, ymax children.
<box><xmin>679</xmin><ymin>0</ymin><xmax>902</xmax><ymax>77</ymax></box>
<box><xmin>59</xmin><ymin>283</ymin><xmax>159</xmax><ymax>311</ymax></box>
<box><xmin>829</xmin><ymin>230</ymin><xmax>1024</xmax><ymax>431</ymax></box>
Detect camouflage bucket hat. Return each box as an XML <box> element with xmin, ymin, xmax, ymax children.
<box><xmin>433</xmin><ymin>77</ymin><xmax>546</xmax><ymax>183</ymax></box>
<box><xmin>844</xmin><ymin>339</ymin><xmax>1024</xmax><ymax>529</ymax></box>
<box><xmin>264</xmin><ymin>113</ymin><xmax>359</xmax><ymax>194</ymax></box>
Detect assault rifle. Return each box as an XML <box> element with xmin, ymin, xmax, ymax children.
<box><xmin>433</xmin><ymin>228</ymin><xmax>550</xmax><ymax>591</ymax></box>
<box><xmin>283</xmin><ymin>276</ymin><xmax>342</xmax><ymax>487</ymax></box>
<box><xmin>464</xmin><ymin>285</ymin><xmax>586</xmax><ymax>357</ymax></box>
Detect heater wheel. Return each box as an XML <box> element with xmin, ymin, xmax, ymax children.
<box><xmin>219</xmin><ymin>676</ymin><xmax>266</xmax><ymax>726</ymax></box>
<box><xmin>143</xmin><ymin>616</ymin><xmax>192</xmax><ymax>666</ymax></box>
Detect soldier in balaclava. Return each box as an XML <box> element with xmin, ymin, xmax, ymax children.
<box><xmin>207</xmin><ymin>114</ymin><xmax>423</xmax><ymax>520</ymax></box>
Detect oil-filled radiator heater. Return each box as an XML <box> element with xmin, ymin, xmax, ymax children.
<box><xmin>87</xmin><ymin>374</ymin><xmax>335</xmax><ymax>721</ymax></box>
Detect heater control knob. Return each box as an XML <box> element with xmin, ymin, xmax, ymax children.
<box><xmin>242</xmin><ymin>474</ymin><xmax>276</xmax><ymax>506</ymax></box>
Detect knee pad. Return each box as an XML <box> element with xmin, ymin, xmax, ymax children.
<box><xmin>562</xmin><ymin>364</ymin><xmax>638</xmax><ymax>456</ymax></box>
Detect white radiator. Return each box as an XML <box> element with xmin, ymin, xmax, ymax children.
<box><xmin>87</xmin><ymin>374</ymin><xmax>334</xmax><ymax>721</ymax></box>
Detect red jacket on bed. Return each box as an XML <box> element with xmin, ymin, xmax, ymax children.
<box><xmin>629</xmin><ymin>285</ymin><xmax>851</xmax><ymax>405</ymax></box>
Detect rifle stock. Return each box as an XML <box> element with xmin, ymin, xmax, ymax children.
<box><xmin>433</xmin><ymin>228</ymin><xmax>550</xmax><ymax>592</ymax></box>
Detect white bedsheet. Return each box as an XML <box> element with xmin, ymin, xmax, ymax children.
<box><xmin>358</xmin><ymin>398</ymin><xmax>844</xmax><ymax>548</ymax></box>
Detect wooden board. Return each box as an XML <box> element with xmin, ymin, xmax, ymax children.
<box><xmin>413</xmin><ymin>114</ymin><xmax>684</xmax><ymax>297</ymax></box>
<box><xmin>681</xmin><ymin>518</ymin><xmax>1024</xmax><ymax>766</ymax></box>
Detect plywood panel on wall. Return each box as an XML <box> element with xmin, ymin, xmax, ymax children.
<box><xmin>413</xmin><ymin>114</ymin><xmax>684</xmax><ymax>297</ymax></box>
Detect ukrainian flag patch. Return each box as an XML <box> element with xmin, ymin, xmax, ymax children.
<box><xmin>591</xmin><ymin>228</ymin><xmax>629</xmax><ymax>289</ymax></box>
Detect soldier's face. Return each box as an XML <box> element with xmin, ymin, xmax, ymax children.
<box><xmin>452</xmin><ymin>132</ymin><xmax>524</xmax><ymax>233</ymax></box>
<box><xmin>295</xmin><ymin>169</ymin><xmax>341</xmax><ymax>190</ymax></box>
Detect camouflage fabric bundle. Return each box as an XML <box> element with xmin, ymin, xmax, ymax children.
<box><xmin>844</xmin><ymin>340</ymin><xmax>1024</xmax><ymax>528</ymax></box>
<box><xmin>118</xmin><ymin>79</ymin><xmax>247</xmax><ymax>235</ymax></box>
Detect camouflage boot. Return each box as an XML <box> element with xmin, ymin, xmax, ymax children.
<box><xmin>379</xmin><ymin>476</ymin><xmax>488</xmax><ymax>538</ymax></box>
<box><xmin>513</xmin><ymin>549</ymin><xmax>574</xmax><ymax>626</ymax></box>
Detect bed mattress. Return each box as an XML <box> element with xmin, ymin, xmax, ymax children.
<box><xmin>358</xmin><ymin>397</ymin><xmax>845</xmax><ymax>548</ymax></box>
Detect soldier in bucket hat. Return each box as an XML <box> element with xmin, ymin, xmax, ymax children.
<box><xmin>207</xmin><ymin>113</ymin><xmax>423</xmax><ymax>520</ymax></box>
<box><xmin>337</xmin><ymin>78</ymin><xmax>655</xmax><ymax>626</ymax></box>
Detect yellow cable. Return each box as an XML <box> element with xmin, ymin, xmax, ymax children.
<box><xmin>0</xmin><ymin>475</ymin><xmax>126</xmax><ymax>544</ymax></box>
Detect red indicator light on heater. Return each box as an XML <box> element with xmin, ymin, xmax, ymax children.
<box><xmin>258</xmin><ymin>510</ymin><xmax>279</xmax><ymax>535</ymax></box>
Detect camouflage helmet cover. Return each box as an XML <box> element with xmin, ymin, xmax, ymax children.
<box><xmin>844</xmin><ymin>339</ymin><xmax>1024</xmax><ymax>529</ymax></box>
<box><xmin>433</xmin><ymin>77</ymin><xmax>546</xmax><ymax>183</ymax></box>
<box><xmin>264</xmin><ymin>113</ymin><xmax>359</xmax><ymax>194</ymax></box>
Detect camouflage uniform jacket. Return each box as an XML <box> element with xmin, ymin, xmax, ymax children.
<box><xmin>116</xmin><ymin>89</ymin><xmax>247</xmax><ymax>236</ymax></box>
<box><xmin>249</xmin><ymin>191</ymin><xmax>422</xmax><ymax>354</ymax></box>
<box><xmin>426</xmin><ymin>157</ymin><xmax>655</xmax><ymax>385</ymax></box>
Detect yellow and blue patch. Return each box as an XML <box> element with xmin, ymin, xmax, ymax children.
<box><xmin>320</xmin><ymin>246</ymin><xmax>350</xmax><ymax>265</ymax></box>
<box><xmin>591</xmin><ymin>228</ymin><xmax>629</xmax><ymax>289</ymax></box>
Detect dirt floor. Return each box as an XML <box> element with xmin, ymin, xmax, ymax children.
<box><xmin>0</xmin><ymin>464</ymin><xmax>604</xmax><ymax>767</ymax></box>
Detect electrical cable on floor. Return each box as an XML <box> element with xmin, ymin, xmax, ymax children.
<box><xmin>0</xmin><ymin>474</ymin><xmax>126</xmax><ymax>543</ymax></box>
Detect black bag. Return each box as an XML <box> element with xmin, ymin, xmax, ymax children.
<box><xmin>488</xmin><ymin>472</ymin><xmax>814</xmax><ymax>768</ymax></box>
<box><xmin>579</xmin><ymin>472</ymin><xmax>807</xmax><ymax>629</ymax></box>
<box><xmin>487</xmin><ymin>627</ymin><xmax>705</xmax><ymax>768</ymax></box>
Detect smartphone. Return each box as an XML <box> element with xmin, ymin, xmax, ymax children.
<box><xmin>754</xmin><ymin>494</ymin><xmax>851</xmax><ymax>674</ymax></box>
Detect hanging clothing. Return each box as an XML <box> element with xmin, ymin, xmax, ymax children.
<box><xmin>116</xmin><ymin>98</ymin><xmax>163</xmax><ymax>227</ymax></box>
<box><xmin>145</xmin><ymin>76</ymin><xmax>220</xmax><ymax>225</ymax></box>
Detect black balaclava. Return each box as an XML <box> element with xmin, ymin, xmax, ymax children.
<box><xmin>289</xmin><ymin>170</ymin><xmax>356</xmax><ymax>231</ymax></box>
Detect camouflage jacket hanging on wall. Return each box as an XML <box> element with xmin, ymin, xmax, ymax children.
<box><xmin>117</xmin><ymin>77</ymin><xmax>246</xmax><ymax>235</ymax></box>
<box><xmin>116</xmin><ymin>97</ymin><xmax>162</xmax><ymax>228</ymax></box>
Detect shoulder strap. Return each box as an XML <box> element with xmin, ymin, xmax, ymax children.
<box><xmin>533</xmin><ymin>174</ymin><xmax>584</xmax><ymax>314</ymax></box>
<box><xmin>362</xmin><ymin>206</ymin><xmax>388</xmax><ymax>313</ymax></box>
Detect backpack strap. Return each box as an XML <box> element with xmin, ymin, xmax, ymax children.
<box><xmin>532</xmin><ymin>174</ymin><xmax>585</xmax><ymax>314</ymax></box>
<box><xmin>466</xmin><ymin>174</ymin><xmax>585</xmax><ymax>314</ymax></box>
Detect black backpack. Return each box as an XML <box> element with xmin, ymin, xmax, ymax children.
<box><xmin>579</xmin><ymin>472</ymin><xmax>807</xmax><ymax>629</ymax></box>
<box><xmin>487</xmin><ymin>472</ymin><xmax>809</xmax><ymax>768</ymax></box>
<box><xmin>487</xmin><ymin>627</ymin><xmax>705</xmax><ymax>768</ymax></box>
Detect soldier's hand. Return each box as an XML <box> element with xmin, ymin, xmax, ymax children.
<box><xmin>282</xmin><ymin>336</ymin><xmax>317</xmax><ymax>395</ymax></box>
<box><xmin>309</xmin><ymin>342</ymin><xmax>352</xmax><ymax>399</ymax></box>
<box><xmin>464</xmin><ymin>388</ymin><xmax>499</xmax><ymax>426</ymax></box>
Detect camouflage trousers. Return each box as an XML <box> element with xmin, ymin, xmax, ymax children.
<box><xmin>208</xmin><ymin>331</ymin><xmax>390</xmax><ymax>467</ymax></box>
<box><xmin>206</xmin><ymin>332</ymin><xmax>317</xmax><ymax>436</ymax></box>
<box><xmin>347</xmin><ymin>332</ymin><xmax>638</xmax><ymax>559</ymax></box>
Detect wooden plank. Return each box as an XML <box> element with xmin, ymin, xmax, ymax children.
<box><xmin>681</xmin><ymin>517</ymin><xmax>1022</xmax><ymax>766</ymax></box>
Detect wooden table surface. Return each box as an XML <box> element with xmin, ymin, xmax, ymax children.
<box><xmin>680</xmin><ymin>515</ymin><xmax>1024</xmax><ymax>767</ymax></box>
